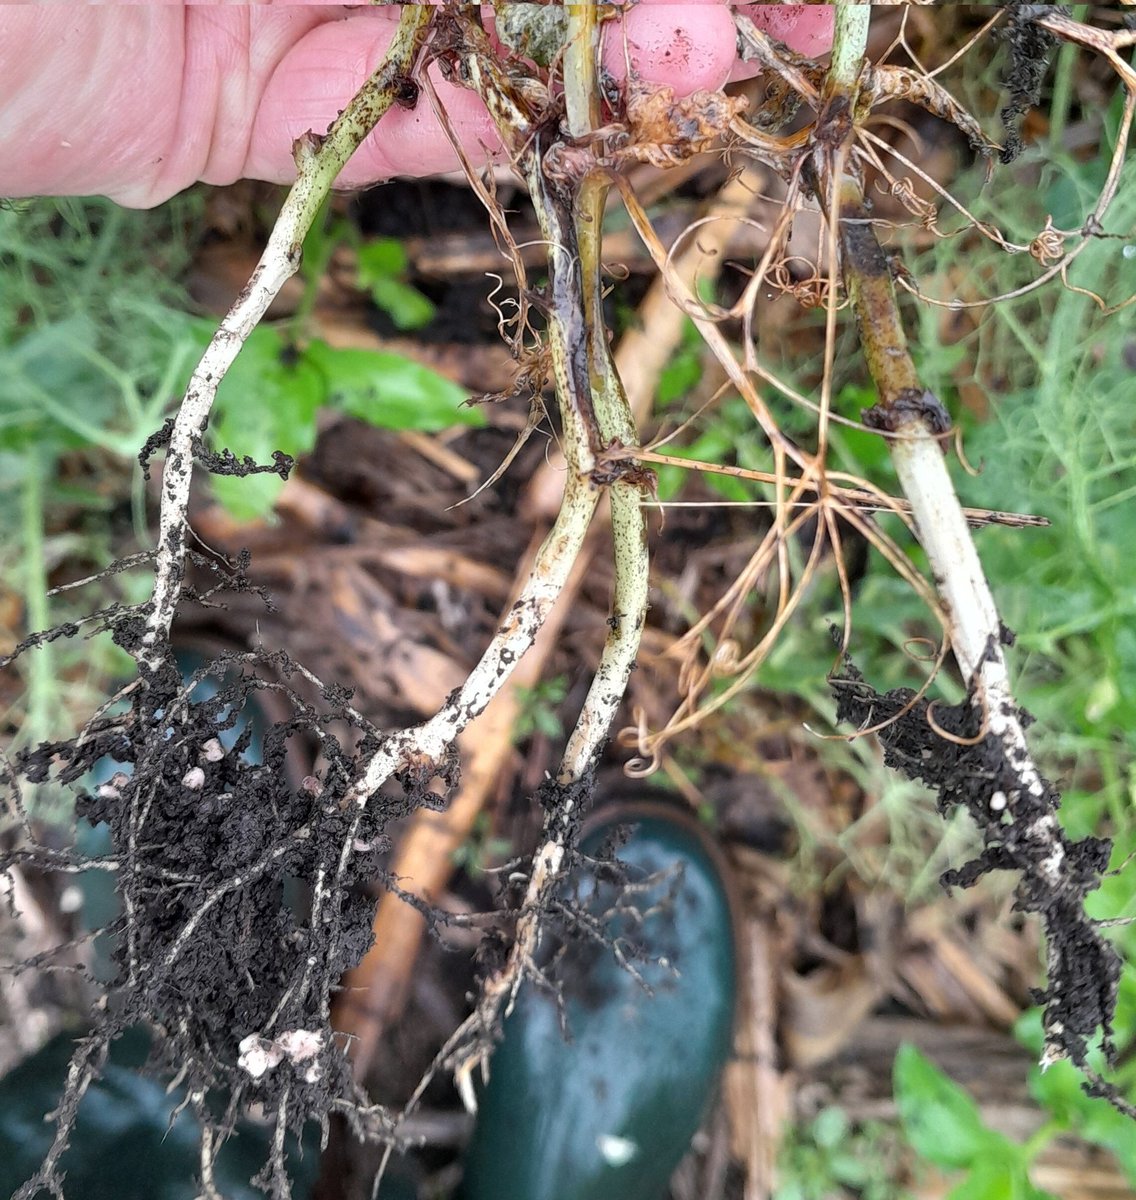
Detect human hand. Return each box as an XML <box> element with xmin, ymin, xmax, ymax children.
<box><xmin>0</xmin><ymin>3</ymin><xmax>833</xmax><ymax>208</ymax></box>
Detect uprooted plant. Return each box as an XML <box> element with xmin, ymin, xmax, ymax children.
<box><xmin>4</xmin><ymin>4</ymin><xmax>1136</xmax><ymax>1197</ymax></box>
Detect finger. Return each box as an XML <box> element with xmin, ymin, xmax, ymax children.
<box><xmin>246</xmin><ymin>12</ymin><xmax>504</xmax><ymax>187</ymax></box>
<box><xmin>0</xmin><ymin>7</ymin><xmax>346</xmax><ymax>207</ymax></box>
<box><xmin>742</xmin><ymin>4</ymin><xmax>835</xmax><ymax>58</ymax></box>
<box><xmin>600</xmin><ymin>1</ymin><xmax>740</xmax><ymax>94</ymax></box>
<box><xmin>729</xmin><ymin>5</ymin><xmax>835</xmax><ymax>81</ymax></box>
<box><xmin>0</xmin><ymin>8</ymin><xmax>188</xmax><ymax>205</ymax></box>
<box><xmin>247</xmin><ymin>2</ymin><xmax>753</xmax><ymax>188</ymax></box>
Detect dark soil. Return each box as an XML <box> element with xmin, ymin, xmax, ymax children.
<box><xmin>830</xmin><ymin>655</ymin><xmax>1124</xmax><ymax>1095</ymax></box>
<box><xmin>8</xmin><ymin>623</ymin><xmax>402</xmax><ymax>1196</ymax></box>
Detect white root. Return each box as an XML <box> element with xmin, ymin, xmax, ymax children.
<box><xmin>890</xmin><ymin>433</ymin><xmax>1061</xmax><ymax>859</ymax></box>
<box><xmin>348</xmin><ymin>475</ymin><xmax>601</xmax><ymax>806</ymax></box>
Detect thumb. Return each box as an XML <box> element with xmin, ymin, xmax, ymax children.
<box><xmin>246</xmin><ymin>2</ymin><xmax>752</xmax><ymax>189</ymax></box>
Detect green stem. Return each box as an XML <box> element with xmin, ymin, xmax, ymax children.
<box><xmin>828</xmin><ymin>3</ymin><xmax>871</xmax><ymax>94</ymax></box>
<box><xmin>812</xmin><ymin>27</ymin><xmax>1096</xmax><ymax>1079</ymax></box>
<box><xmin>564</xmin><ymin>5</ymin><xmax>633</xmax><ymax>445</ymax></box>
<box><xmin>836</xmin><ymin>177</ymin><xmax>922</xmax><ymax>410</ymax></box>
<box><xmin>293</xmin><ymin>7</ymin><xmax>434</xmax><ymax>213</ymax></box>
<box><xmin>78</xmin><ymin>204</ymin><xmax>124</xmax><ymax>300</ymax></box>
<box><xmin>290</xmin><ymin>197</ymin><xmax>335</xmax><ymax>340</ymax></box>
<box><xmin>564</xmin><ymin>4</ymin><xmax>635</xmax><ymax>449</ymax></box>
<box><xmin>563</xmin><ymin>3</ymin><xmax>600</xmax><ymax>138</ymax></box>
<box><xmin>142</xmin><ymin>4</ymin><xmax>434</xmax><ymax>664</ymax></box>
<box><xmin>562</xmin><ymin>0</ymin><xmax>647</xmax><ymax>707</ymax></box>
<box><xmin>347</xmin><ymin>470</ymin><xmax>601</xmax><ymax>804</ymax></box>
<box><xmin>21</xmin><ymin>449</ymin><xmax>54</xmax><ymax>751</ymax></box>
<box><xmin>559</xmin><ymin>482</ymin><xmax>648</xmax><ymax>781</ymax></box>
<box><xmin>452</xmin><ymin>6</ymin><xmax>649</xmax><ymax>788</ymax></box>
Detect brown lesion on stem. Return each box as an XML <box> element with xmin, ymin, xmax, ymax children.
<box><xmin>589</xmin><ymin>440</ymin><xmax>656</xmax><ymax>491</ymax></box>
<box><xmin>837</xmin><ymin>180</ymin><xmax>952</xmax><ymax>440</ymax></box>
<box><xmin>527</xmin><ymin>134</ymin><xmax>609</xmax><ymax>476</ymax></box>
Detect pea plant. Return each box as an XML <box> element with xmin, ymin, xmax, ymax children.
<box><xmin>4</xmin><ymin>5</ymin><xmax>1136</xmax><ymax>1198</ymax></box>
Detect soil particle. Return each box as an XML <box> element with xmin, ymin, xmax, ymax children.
<box><xmin>830</xmin><ymin>654</ymin><xmax>1121</xmax><ymax>1079</ymax></box>
<box><xmin>193</xmin><ymin>439</ymin><xmax>294</xmax><ymax>481</ymax></box>
<box><xmin>4</xmin><ymin>610</ymin><xmax>468</xmax><ymax>1196</ymax></box>
<box><xmin>138</xmin><ymin>418</ymin><xmax>175</xmax><ymax>481</ymax></box>
<box><xmin>861</xmin><ymin>387</ymin><xmax>952</xmax><ymax>436</ymax></box>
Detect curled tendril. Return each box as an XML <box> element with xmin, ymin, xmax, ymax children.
<box><xmin>1029</xmin><ymin>217</ymin><xmax>1067</xmax><ymax>266</ymax></box>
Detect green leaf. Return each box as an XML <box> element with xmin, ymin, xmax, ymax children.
<box><xmin>532</xmin><ymin>707</ymin><xmax>563</xmax><ymax>739</ymax></box>
<box><xmin>894</xmin><ymin>1044</ymin><xmax>1004</xmax><ymax>1169</ymax></box>
<box><xmin>368</xmin><ymin>275</ymin><xmax>436</xmax><ymax>331</ymax></box>
<box><xmin>946</xmin><ymin>1155</ymin><xmax>1056</xmax><ymax>1200</ymax></box>
<box><xmin>1019</xmin><ymin>1007</ymin><xmax>1136</xmax><ymax>1186</ymax></box>
<box><xmin>810</xmin><ymin>1106</ymin><xmax>848</xmax><ymax>1150</ymax></box>
<box><xmin>705</xmin><ymin>471</ymin><xmax>752</xmax><ymax>504</ymax></box>
<box><xmin>654</xmin><ymin>435</ymin><xmax>750</xmax><ymax>504</ymax></box>
<box><xmin>356</xmin><ymin>237</ymin><xmax>409</xmax><ymax>279</ymax></box>
<box><xmin>657</xmin><ymin>351</ymin><xmax>702</xmax><ymax>407</ymax></box>
<box><xmin>192</xmin><ymin>323</ymin><xmax>323</xmax><ymax>521</ymax></box>
<box><xmin>303</xmin><ymin>340</ymin><xmax>478</xmax><ymax>432</ymax></box>
<box><xmin>828</xmin><ymin>1152</ymin><xmax>870</xmax><ymax>1186</ymax></box>
<box><xmin>190</xmin><ymin>326</ymin><xmax>478</xmax><ymax>520</ymax></box>
<box><xmin>657</xmin><ymin>320</ymin><xmax>704</xmax><ymax>408</ymax></box>
<box><xmin>356</xmin><ymin>235</ymin><xmax>434</xmax><ymax>330</ymax></box>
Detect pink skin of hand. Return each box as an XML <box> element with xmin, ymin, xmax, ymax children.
<box><xmin>0</xmin><ymin>3</ymin><xmax>833</xmax><ymax>208</ymax></box>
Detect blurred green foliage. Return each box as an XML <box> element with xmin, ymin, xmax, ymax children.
<box><xmin>776</xmin><ymin>1106</ymin><xmax>911</xmax><ymax>1200</ymax></box>
<box><xmin>0</xmin><ymin>196</ymin><xmax>204</xmax><ymax>779</ymax></box>
<box><xmin>894</xmin><ymin>1045</ymin><xmax>1058</xmax><ymax>1200</ymax></box>
<box><xmin>195</xmin><ymin>322</ymin><xmax>478</xmax><ymax>520</ymax></box>
<box><xmin>0</xmin><ymin>192</ymin><xmax>478</xmax><ymax>803</ymax></box>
